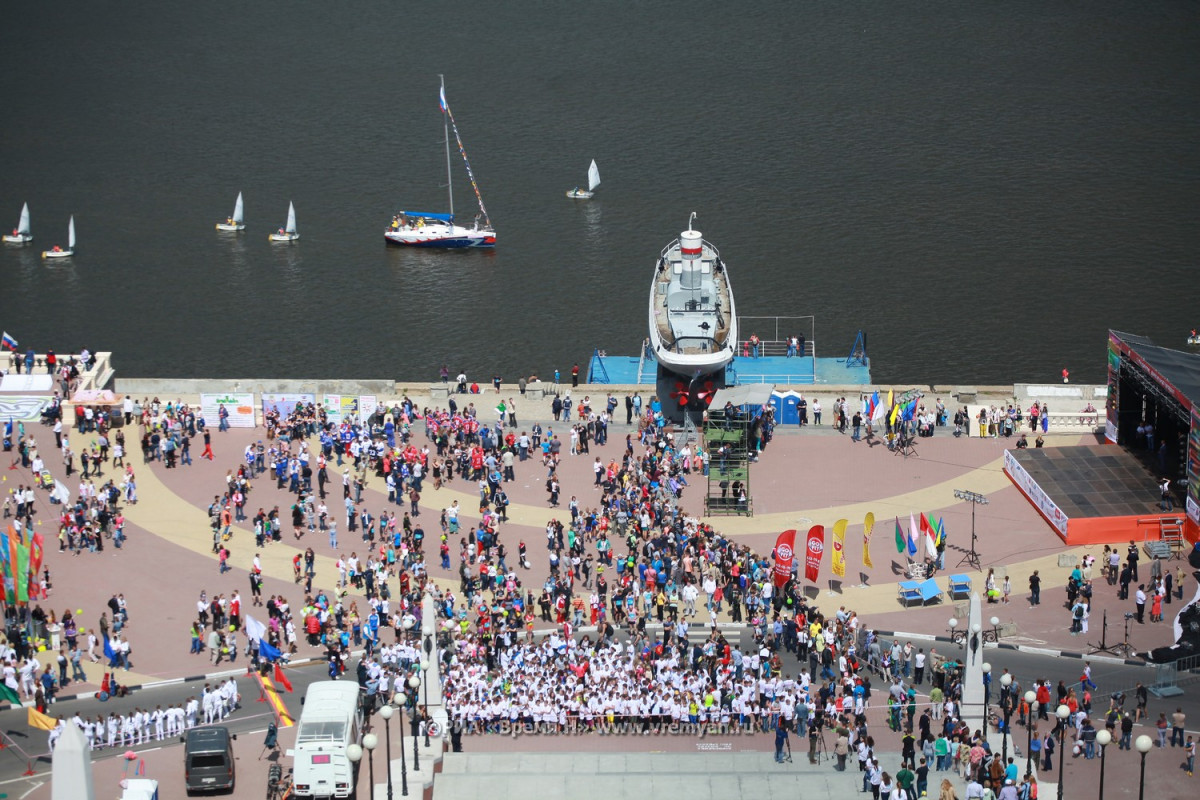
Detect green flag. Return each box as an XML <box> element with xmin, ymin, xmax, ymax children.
<box><xmin>16</xmin><ymin>542</ymin><xmax>30</xmax><ymax>604</ymax></box>
<box><xmin>0</xmin><ymin>681</ymin><xmax>19</xmax><ymax>706</ymax></box>
<box><xmin>894</xmin><ymin>516</ymin><xmax>905</xmax><ymax>554</ymax></box>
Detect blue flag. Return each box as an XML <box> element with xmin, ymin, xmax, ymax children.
<box><xmin>258</xmin><ymin>638</ymin><xmax>282</xmax><ymax>662</ymax></box>
<box><xmin>103</xmin><ymin>634</ymin><xmax>115</xmax><ymax>661</ymax></box>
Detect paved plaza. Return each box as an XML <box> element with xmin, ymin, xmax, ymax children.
<box><xmin>3</xmin><ymin>385</ymin><xmax>1194</xmax><ymax>798</ymax></box>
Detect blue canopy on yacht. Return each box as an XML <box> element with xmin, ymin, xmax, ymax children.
<box><xmin>402</xmin><ymin>211</ymin><xmax>454</xmax><ymax>222</ymax></box>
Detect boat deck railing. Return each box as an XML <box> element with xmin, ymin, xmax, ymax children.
<box><xmin>659</xmin><ymin>238</ymin><xmax>721</xmax><ymax>261</ymax></box>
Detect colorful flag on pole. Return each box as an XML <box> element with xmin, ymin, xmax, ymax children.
<box><xmin>0</xmin><ymin>526</ymin><xmax>12</xmax><ymax>606</ymax></box>
<box><xmin>894</xmin><ymin>516</ymin><xmax>905</xmax><ymax>554</ymax></box>
<box><xmin>772</xmin><ymin>529</ymin><xmax>798</xmax><ymax>588</ymax></box>
<box><xmin>6</xmin><ymin>530</ymin><xmax>17</xmax><ymax>605</ymax></box>
<box><xmin>863</xmin><ymin>512</ymin><xmax>875</xmax><ymax>568</ymax></box>
<box><xmin>27</xmin><ymin>707</ymin><xmax>57</xmax><ymax>731</ymax></box>
<box><xmin>0</xmin><ymin>332</ymin><xmax>16</xmax><ymax>351</ymax></box>
<box><xmin>16</xmin><ymin>541</ymin><xmax>30</xmax><ymax>603</ymax></box>
<box><xmin>804</xmin><ymin>526</ymin><xmax>825</xmax><ymax>583</ymax></box>
<box><xmin>907</xmin><ymin>513</ymin><xmax>919</xmax><ymax>556</ymax></box>
<box><xmin>30</xmin><ymin>531</ymin><xmax>43</xmax><ymax>579</ymax></box>
<box><xmin>274</xmin><ymin>663</ymin><xmax>294</xmax><ymax>692</ymax></box>
<box><xmin>0</xmin><ymin>681</ymin><xmax>20</xmax><ymax>706</ymax></box>
<box><xmin>258</xmin><ymin>638</ymin><xmax>282</xmax><ymax>662</ymax></box>
<box><xmin>103</xmin><ymin>634</ymin><xmax>115</xmax><ymax>662</ymax></box>
<box><xmin>439</xmin><ymin>85</ymin><xmax>448</xmax><ymax>112</ymax></box>
<box><xmin>921</xmin><ymin>513</ymin><xmax>937</xmax><ymax>559</ymax></box>
<box><xmin>936</xmin><ymin>517</ymin><xmax>946</xmax><ymax>547</ymax></box>
<box><xmin>831</xmin><ymin>519</ymin><xmax>847</xmax><ymax>578</ymax></box>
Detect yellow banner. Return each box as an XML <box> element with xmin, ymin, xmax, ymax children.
<box><xmin>863</xmin><ymin>512</ymin><xmax>875</xmax><ymax>568</ymax></box>
<box><xmin>831</xmin><ymin>519</ymin><xmax>847</xmax><ymax>578</ymax></box>
<box><xmin>28</xmin><ymin>706</ymin><xmax>57</xmax><ymax>731</ymax></box>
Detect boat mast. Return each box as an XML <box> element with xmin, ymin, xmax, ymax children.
<box><xmin>441</xmin><ymin>74</ymin><xmax>454</xmax><ymax>219</ymax></box>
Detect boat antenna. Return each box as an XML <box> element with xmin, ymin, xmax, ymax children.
<box><xmin>440</xmin><ymin>74</ymin><xmax>454</xmax><ymax>219</ymax></box>
<box><xmin>688</xmin><ymin>211</ymin><xmax>697</xmax><ymax>232</ymax></box>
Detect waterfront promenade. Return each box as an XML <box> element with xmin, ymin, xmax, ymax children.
<box><xmin>3</xmin><ymin>379</ymin><xmax>1193</xmax><ymax>799</ymax></box>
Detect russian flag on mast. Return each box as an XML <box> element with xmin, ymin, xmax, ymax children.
<box><xmin>439</xmin><ymin>86</ymin><xmax>448</xmax><ymax>112</ymax></box>
<box><xmin>0</xmin><ymin>332</ymin><xmax>16</xmax><ymax>351</ymax></box>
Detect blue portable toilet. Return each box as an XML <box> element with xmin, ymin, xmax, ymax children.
<box><xmin>770</xmin><ymin>391</ymin><xmax>800</xmax><ymax>425</ymax></box>
<box><xmin>769</xmin><ymin>391</ymin><xmax>786</xmax><ymax>423</ymax></box>
<box><xmin>781</xmin><ymin>391</ymin><xmax>802</xmax><ymax>425</ymax></box>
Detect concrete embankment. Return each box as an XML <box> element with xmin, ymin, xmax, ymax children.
<box><xmin>111</xmin><ymin>376</ymin><xmax>1106</xmax><ymax>436</ymax></box>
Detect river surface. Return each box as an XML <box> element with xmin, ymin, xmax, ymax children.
<box><xmin>2</xmin><ymin>1</ymin><xmax>1197</xmax><ymax>385</ymax></box>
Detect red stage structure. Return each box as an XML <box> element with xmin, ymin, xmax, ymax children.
<box><xmin>1005</xmin><ymin>331</ymin><xmax>1200</xmax><ymax>548</ymax></box>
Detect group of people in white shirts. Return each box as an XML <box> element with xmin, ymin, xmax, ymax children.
<box><xmin>47</xmin><ymin>678</ymin><xmax>239</xmax><ymax>751</ymax></box>
<box><xmin>443</xmin><ymin>631</ymin><xmax>832</xmax><ymax>732</ymax></box>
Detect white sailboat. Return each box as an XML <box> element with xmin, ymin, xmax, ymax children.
<box><xmin>384</xmin><ymin>75</ymin><xmax>496</xmax><ymax>249</ymax></box>
<box><xmin>215</xmin><ymin>192</ymin><xmax>245</xmax><ymax>232</ymax></box>
<box><xmin>42</xmin><ymin>216</ymin><xmax>75</xmax><ymax>259</ymax></box>
<box><xmin>269</xmin><ymin>202</ymin><xmax>299</xmax><ymax>242</ymax></box>
<box><xmin>2</xmin><ymin>203</ymin><xmax>32</xmax><ymax>244</ymax></box>
<box><xmin>566</xmin><ymin>159</ymin><xmax>601</xmax><ymax>199</ymax></box>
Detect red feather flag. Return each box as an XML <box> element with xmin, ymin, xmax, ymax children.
<box><xmin>772</xmin><ymin>529</ymin><xmax>797</xmax><ymax>588</ymax></box>
<box><xmin>274</xmin><ymin>663</ymin><xmax>294</xmax><ymax>693</ymax></box>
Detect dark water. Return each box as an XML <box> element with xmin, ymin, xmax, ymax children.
<box><xmin>2</xmin><ymin>1</ymin><xmax>1197</xmax><ymax>385</ymax></box>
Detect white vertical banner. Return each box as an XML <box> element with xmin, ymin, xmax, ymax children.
<box><xmin>359</xmin><ymin>395</ymin><xmax>379</xmax><ymax>420</ymax></box>
<box><xmin>323</xmin><ymin>395</ymin><xmax>343</xmax><ymax>425</ymax></box>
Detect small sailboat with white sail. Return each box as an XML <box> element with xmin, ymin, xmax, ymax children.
<box><xmin>2</xmin><ymin>203</ymin><xmax>32</xmax><ymax>244</ymax></box>
<box><xmin>566</xmin><ymin>160</ymin><xmax>601</xmax><ymax>199</ymax></box>
<box><xmin>385</xmin><ymin>75</ymin><xmax>495</xmax><ymax>248</ymax></box>
<box><xmin>42</xmin><ymin>216</ymin><xmax>75</xmax><ymax>259</ymax></box>
<box><xmin>215</xmin><ymin>192</ymin><xmax>245</xmax><ymax>232</ymax></box>
<box><xmin>269</xmin><ymin>202</ymin><xmax>299</xmax><ymax>242</ymax></box>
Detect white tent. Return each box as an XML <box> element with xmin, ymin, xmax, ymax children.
<box><xmin>709</xmin><ymin>385</ymin><xmax>776</xmax><ymax>408</ymax></box>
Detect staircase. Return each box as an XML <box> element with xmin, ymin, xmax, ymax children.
<box><xmin>1160</xmin><ymin>517</ymin><xmax>1185</xmax><ymax>559</ymax></box>
<box><xmin>433</xmin><ymin>749</ymin><xmax>964</xmax><ymax>800</ymax></box>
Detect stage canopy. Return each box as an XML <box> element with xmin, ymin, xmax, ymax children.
<box><xmin>1105</xmin><ymin>331</ymin><xmax>1200</xmax><ymax>538</ymax></box>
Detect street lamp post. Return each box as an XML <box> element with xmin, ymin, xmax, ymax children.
<box><xmin>362</xmin><ymin>733</ymin><xmax>378</xmax><ymax>800</ymax></box>
<box><xmin>422</xmin><ymin>620</ymin><xmax>434</xmax><ymax>748</ymax></box>
<box><xmin>1095</xmin><ymin>729</ymin><xmax>1112</xmax><ymax>800</ymax></box>
<box><xmin>999</xmin><ymin>673</ymin><xmax>1013</xmax><ymax>763</ymax></box>
<box><xmin>983</xmin><ymin>616</ymin><xmax>1002</xmax><ymax>644</ymax></box>
<box><xmin>347</xmin><ymin>743</ymin><xmax>364</xmax><ymax>798</ymax></box>
<box><xmin>1023</xmin><ymin>691</ymin><xmax>1038</xmax><ymax>776</ymax></box>
<box><xmin>394</xmin><ymin>690</ymin><xmax>409</xmax><ymax>796</ymax></box>
<box><xmin>981</xmin><ymin>663</ymin><xmax>992</xmax><ymax>730</ymax></box>
<box><xmin>379</xmin><ymin>703</ymin><xmax>399</xmax><ymax>799</ymax></box>
<box><xmin>1055</xmin><ymin>705</ymin><xmax>1070</xmax><ymax>799</ymax></box>
<box><xmin>1135</xmin><ymin>735</ymin><xmax>1153</xmax><ymax>800</ymax></box>
<box><xmin>409</xmin><ymin>674</ymin><xmax>421</xmax><ymax>771</ymax></box>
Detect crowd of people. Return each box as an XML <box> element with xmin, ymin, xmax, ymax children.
<box><xmin>47</xmin><ymin>678</ymin><xmax>239</xmax><ymax>751</ymax></box>
<box><xmin>2</xmin><ymin>368</ymin><xmax>1194</xmax><ymax>800</ymax></box>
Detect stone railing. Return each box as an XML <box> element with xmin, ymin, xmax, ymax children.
<box><xmin>1</xmin><ymin>350</ymin><xmax>113</xmax><ymax>392</ymax></box>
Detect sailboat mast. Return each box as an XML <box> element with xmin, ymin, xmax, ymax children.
<box><xmin>441</xmin><ymin>74</ymin><xmax>454</xmax><ymax>219</ymax></box>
